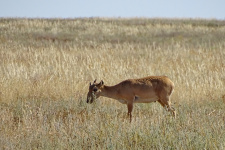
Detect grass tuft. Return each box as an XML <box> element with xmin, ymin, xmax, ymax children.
<box><xmin>0</xmin><ymin>18</ymin><xmax>225</xmax><ymax>149</ymax></box>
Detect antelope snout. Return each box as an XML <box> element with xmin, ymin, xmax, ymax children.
<box><xmin>87</xmin><ymin>97</ymin><xmax>93</xmax><ymax>103</ymax></box>
<box><xmin>87</xmin><ymin>97</ymin><xmax>90</xmax><ymax>103</ymax></box>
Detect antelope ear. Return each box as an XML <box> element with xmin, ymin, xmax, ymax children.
<box><xmin>100</xmin><ymin>80</ymin><xmax>104</xmax><ymax>86</ymax></box>
<box><xmin>89</xmin><ymin>82</ymin><xmax>91</xmax><ymax>86</ymax></box>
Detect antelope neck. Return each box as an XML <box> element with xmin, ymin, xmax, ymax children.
<box><xmin>101</xmin><ymin>85</ymin><xmax>120</xmax><ymax>100</ymax></box>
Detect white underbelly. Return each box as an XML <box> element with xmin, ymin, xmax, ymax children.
<box><xmin>115</xmin><ymin>96</ymin><xmax>158</xmax><ymax>104</ymax></box>
<box><xmin>134</xmin><ymin>96</ymin><xmax>158</xmax><ymax>103</ymax></box>
<box><xmin>117</xmin><ymin>99</ymin><xmax>127</xmax><ymax>104</ymax></box>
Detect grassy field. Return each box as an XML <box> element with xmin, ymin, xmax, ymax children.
<box><xmin>0</xmin><ymin>18</ymin><xmax>225</xmax><ymax>149</ymax></box>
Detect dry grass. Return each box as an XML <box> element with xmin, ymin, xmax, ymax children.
<box><xmin>0</xmin><ymin>18</ymin><xmax>225</xmax><ymax>149</ymax></box>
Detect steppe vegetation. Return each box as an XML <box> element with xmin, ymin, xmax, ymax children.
<box><xmin>0</xmin><ymin>18</ymin><xmax>225</xmax><ymax>149</ymax></box>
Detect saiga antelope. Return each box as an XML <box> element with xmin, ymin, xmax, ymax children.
<box><xmin>87</xmin><ymin>76</ymin><xmax>176</xmax><ymax>122</ymax></box>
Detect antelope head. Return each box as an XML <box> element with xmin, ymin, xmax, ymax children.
<box><xmin>87</xmin><ymin>79</ymin><xmax>104</xmax><ymax>103</ymax></box>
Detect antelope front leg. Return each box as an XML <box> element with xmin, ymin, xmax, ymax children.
<box><xmin>127</xmin><ymin>101</ymin><xmax>133</xmax><ymax>123</ymax></box>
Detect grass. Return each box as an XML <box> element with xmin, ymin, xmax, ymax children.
<box><xmin>0</xmin><ymin>18</ymin><xmax>225</xmax><ymax>149</ymax></box>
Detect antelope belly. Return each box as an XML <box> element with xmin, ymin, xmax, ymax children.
<box><xmin>117</xmin><ymin>99</ymin><xmax>127</xmax><ymax>104</ymax></box>
<box><xmin>134</xmin><ymin>96</ymin><xmax>158</xmax><ymax>103</ymax></box>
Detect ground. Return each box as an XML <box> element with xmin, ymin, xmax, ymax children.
<box><xmin>0</xmin><ymin>18</ymin><xmax>225</xmax><ymax>149</ymax></box>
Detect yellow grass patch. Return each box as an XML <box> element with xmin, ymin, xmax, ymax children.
<box><xmin>0</xmin><ymin>18</ymin><xmax>225</xmax><ymax>149</ymax></box>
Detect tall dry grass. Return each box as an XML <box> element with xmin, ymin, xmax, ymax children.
<box><xmin>0</xmin><ymin>18</ymin><xmax>225</xmax><ymax>149</ymax></box>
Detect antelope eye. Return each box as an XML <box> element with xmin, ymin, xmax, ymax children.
<box><xmin>93</xmin><ymin>88</ymin><xmax>98</xmax><ymax>92</ymax></box>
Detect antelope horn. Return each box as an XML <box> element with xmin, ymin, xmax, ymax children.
<box><xmin>93</xmin><ymin>79</ymin><xmax>97</xmax><ymax>83</ymax></box>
